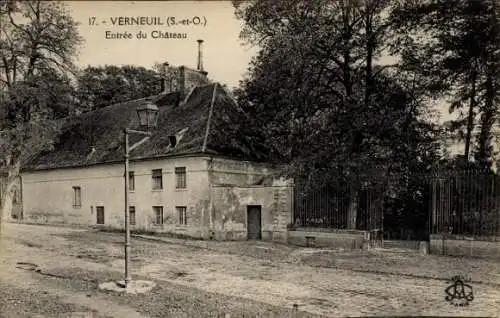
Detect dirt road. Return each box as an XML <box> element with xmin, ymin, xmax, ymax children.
<box><xmin>0</xmin><ymin>223</ymin><xmax>499</xmax><ymax>317</ymax></box>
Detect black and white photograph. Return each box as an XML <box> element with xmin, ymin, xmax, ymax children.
<box><xmin>0</xmin><ymin>0</ymin><xmax>499</xmax><ymax>317</ymax></box>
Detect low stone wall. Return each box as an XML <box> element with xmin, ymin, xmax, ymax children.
<box><xmin>287</xmin><ymin>228</ymin><xmax>366</xmax><ymax>249</ymax></box>
<box><xmin>263</xmin><ymin>230</ymin><xmax>288</xmax><ymax>243</ymax></box>
<box><xmin>6</xmin><ymin>219</ymin><xmax>89</xmax><ymax>230</ymax></box>
<box><xmin>383</xmin><ymin>240</ymin><xmax>422</xmax><ymax>249</ymax></box>
<box><xmin>430</xmin><ymin>234</ymin><xmax>500</xmax><ymax>259</ymax></box>
<box><xmin>204</xmin><ymin>229</ymin><xmax>288</xmax><ymax>243</ymax></box>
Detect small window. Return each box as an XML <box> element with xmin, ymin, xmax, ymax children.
<box><xmin>129</xmin><ymin>206</ymin><xmax>136</xmax><ymax>225</ymax></box>
<box><xmin>175</xmin><ymin>167</ymin><xmax>186</xmax><ymax>189</ymax></box>
<box><xmin>129</xmin><ymin>171</ymin><xmax>135</xmax><ymax>191</ymax></box>
<box><xmin>152</xmin><ymin>169</ymin><xmax>163</xmax><ymax>190</ymax></box>
<box><xmin>169</xmin><ymin>135</ymin><xmax>177</xmax><ymax>148</ymax></box>
<box><xmin>73</xmin><ymin>186</ymin><xmax>81</xmax><ymax>208</ymax></box>
<box><xmin>177</xmin><ymin>206</ymin><xmax>187</xmax><ymax>225</ymax></box>
<box><xmin>153</xmin><ymin>206</ymin><xmax>163</xmax><ymax>225</ymax></box>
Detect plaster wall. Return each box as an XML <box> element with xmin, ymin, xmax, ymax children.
<box><xmin>21</xmin><ymin>156</ymin><xmax>211</xmax><ymax>238</ymax></box>
<box><xmin>206</xmin><ymin>158</ymin><xmax>292</xmax><ymax>241</ymax></box>
<box><xmin>210</xmin><ymin>185</ymin><xmax>292</xmax><ymax>242</ymax></box>
<box><xmin>208</xmin><ymin>157</ymin><xmax>274</xmax><ymax>186</ymax></box>
<box><xmin>21</xmin><ymin>156</ymin><xmax>292</xmax><ymax>241</ymax></box>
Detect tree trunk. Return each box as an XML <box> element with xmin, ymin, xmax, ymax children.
<box><xmin>1</xmin><ymin>182</ymin><xmax>14</xmax><ymax>219</ymax></box>
<box><xmin>0</xmin><ymin>161</ymin><xmax>21</xmax><ymax>224</ymax></box>
<box><xmin>364</xmin><ymin>2</ymin><xmax>374</xmax><ymax>111</ymax></box>
<box><xmin>464</xmin><ymin>68</ymin><xmax>478</xmax><ymax>160</ymax></box>
<box><xmin>476</xmin><ymin>68</ymin><xmax>496</xmax><ymax>168</ymax></box>
<box><xmin>348</xmin><ymin>186</ymin><xmax>359</xmax><ymax>229</ymax></box>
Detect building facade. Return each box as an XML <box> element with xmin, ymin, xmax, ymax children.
<box><xmin>20</xmin><ymin>45</ymin><xmax>293</xmax><ymax>241</ymax></box>
<box><xmin>22</xmin><ymin>155</ymin><xmax>292</xmax><ymax>241</ymax></box>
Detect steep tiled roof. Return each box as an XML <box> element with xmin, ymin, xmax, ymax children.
<box><xmin>23</xmin><ymin>83</ymin><xmax>267</xmax><ymax>171</ymax></box>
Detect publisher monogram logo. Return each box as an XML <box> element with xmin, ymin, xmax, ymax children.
<box><xmin>445</xmin><ymin>275</ymin><xmax>474</xmax><ymax>307</ymax></box>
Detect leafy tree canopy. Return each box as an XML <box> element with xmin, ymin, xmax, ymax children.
<box><xmin>76</xmin><ymin>65</ymin><xmax>162</xmax><ymax>112</ymax></box>
<box><xmin>0</xmin><ymin>0</ymin><xmax>83</xmax><ymax>217</ymax></box>
<box><xmin>233</xmin><ymin>0</ymin><xmax>441</xmax><ymax>190</ymax></box>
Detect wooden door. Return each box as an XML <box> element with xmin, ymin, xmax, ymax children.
<box><xmin>247</xmin><ymin>205</ymin><xmax>262</xmax><ymax>240</ymax></box>
<box><xmin>96</xmin><ymin>206</ymin><xmax>105</xmax><ymax>225</ymax></box>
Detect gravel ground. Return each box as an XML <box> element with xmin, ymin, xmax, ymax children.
<box><xmin>1</xmin><ymin>223</ymin><xmax>499</xmax><ymax>317</ymax></box>
<box><xmin>2</xmin><ymin>263</ymin><xmax>314</xmax><ymax>318</ymax></box>
<box><xmin>36</xmin><ymin>267</ymin><xmax>314</xmax><ymax>318</ymax></box>
<box><xmin>0</xmin><ymin>280</ymin><xmax>111</xmax><ymax>318</ymax></box>
<box><xmin>125</xmin><ymin>231</ymin><xmax>500</xmax><ymax>286</ymax></box>
<box><xmin>298</xmin><ymin>249</ymin><xmax>500</xmax><ymax>286</ymax></box>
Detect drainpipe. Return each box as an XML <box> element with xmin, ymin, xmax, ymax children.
<box><xmin>208</xmin><ymin>157</ymin><xmax>214</xmax><ymax>238</ymax></box>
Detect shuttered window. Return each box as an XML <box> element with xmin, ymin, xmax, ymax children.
<box><xmin>152</xmin><ymin>169</ymin><xmax>163</xmax><ymax>190</ymax></box>
<box><xmin>175</xmin><ymin>167</ymin><xmax>186</xmax><ymax>189</ymax></box>
<box><xmin>177</xmin><ymin>206</ymin><xmax>187</xmax><ymax>225</ymax></box>
<box><xmin>153</xmin><ymin>206</ymin><xmax>163</xmax><ymax>225</ymax></box>
<box><xmin>73</xmin><ymin>186</ymin><xmax>81</xmax><ymax>208</ymax></box>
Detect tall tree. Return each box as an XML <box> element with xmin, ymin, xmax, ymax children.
<box><xmin>0</xmin><ymin>0</ymin><xmax>83</xmax><ymax>221</ymax></box>
<box><xmin>76</xmin><ymin>65</ymin><xmax>162</xmax><ymax>111</ymax></box>
<box><xmin>390</xmin><ymin>0</ymin><xmax>500</xmax><ymax>168</ymax></box>
<box><xmin>234</xmin><ymin>0</ymin><xmax>440</xmax><ymax>229</ymax></box>
<box><xmin>474</xmin><ymin>0</ymin><xmax>500</xmax><ymax>168</ymax></box>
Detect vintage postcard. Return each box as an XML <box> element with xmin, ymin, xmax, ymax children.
<box><xmin>0</xmin><ymin>0</ymin><xmax>499</xmax><ymax>317</ymax></box>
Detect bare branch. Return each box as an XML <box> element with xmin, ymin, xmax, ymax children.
<box><xmin>7</xmin><ymin>10</ymin><xmax>33</xmax><ymax>42</ymax></box>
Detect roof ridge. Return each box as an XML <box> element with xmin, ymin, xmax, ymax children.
<box><xmin>22</xmin><ymin>81</ymin><xmax>266</xmax><ymax>171</ymax></box>
<box><xmin>80</xmin><ymin>94</ymin><xmax>162</xmax><ymax>115</ymax></box>
<box><xmin>198</xmin><ymin>84</ymin><xmax>260</xmax><ymax>158</ymax></box>
<box><xmin>196</xmin><ymin>83</ymin><xmax>217</xmax><ymax>89</ymax></box>
<box><xmin>201</xmin><ymin>83</ymin><xmax>218</xmax><ymax>153</ymax></box>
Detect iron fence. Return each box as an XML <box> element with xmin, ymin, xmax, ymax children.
<box><xmin>293</xmin><ymin>181</ymin><xmax>385</xmax><ymax>232</ymax></box>
<box><xmin>430</xmin><ymin>169</ymin><xmax>500</xmax><ymax>237</ymax></box>
<box><xmin>292</xmin><ymin>169</ymin><xmax>500</xmax><ymax>239</ymax></box>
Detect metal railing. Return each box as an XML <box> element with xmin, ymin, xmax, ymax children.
<box><xmin>292</xmin><ymin>169</ymin><xmax>500</xmax><ymax>239</ymax></box>
<box><xmin>293</xmin><ymin>181</ymin><xmax>385</xmax><ymax>232</ymax></box>
<box><xmin>430</xmin><ymin>169</ymin><xmax>500</xmax><ymax>238</ymax></box>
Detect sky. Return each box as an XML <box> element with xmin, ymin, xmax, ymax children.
<box><xmin>63</xmin><ymin>1</ymin><xmax>457</xmax><ymax>126</ymax></box>
<box><xmin>64</xmin><ymin>1</ymin><xmax>258</xmax><ymax>88</ymax></box>
<box><xmin>60</xmin><ymin>1</ymin><xmax>475</xmax><ymax>157</ymax></box>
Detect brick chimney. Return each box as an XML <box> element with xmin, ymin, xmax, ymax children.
<box><xmin>177</xmin><ymin>66</ymin><xmax>186</xmax><ymax>96</ymax></box>
<box><xmin>161</xmin><ymin>62</ymin><xmax>170</xmax><ymax>93</ymax></box>
<box><xmin>164</xmin><ymin>40</ymin><xmax>210</xmax><ymax>102</ymax></box>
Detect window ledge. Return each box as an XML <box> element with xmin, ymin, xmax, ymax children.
<box><xmin>175</xmin><ymin>188</ymin><xmax>188</xmax><ymax>192</ymax></box>
<box><xmin>151</xmin><ymin>189</ymin><xmax>164</xmax><ymax>192</ymax></box>
<box><xmin>73</xmin><ymin>205</ymin><xmax>82</xmax><ymax>209</ymax></box>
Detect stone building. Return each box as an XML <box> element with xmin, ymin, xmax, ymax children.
<box><xmin>20</xmin><ymin>41</ymin><xmax>293</xmax><ymax>241</ymax></box>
